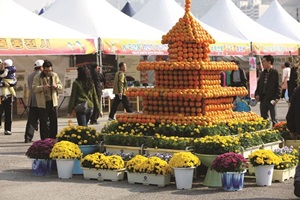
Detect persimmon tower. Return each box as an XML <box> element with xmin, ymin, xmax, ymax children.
<box><xmin>117</xmin><ymin>0</ymin><xmax>257</xmax><ymax>125</ymax></box>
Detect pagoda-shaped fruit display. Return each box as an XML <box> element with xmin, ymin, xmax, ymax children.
<box><xmin>118</xmin><ymin>0</ymin><xmax>258</xmax><ymax>126</ymax></box>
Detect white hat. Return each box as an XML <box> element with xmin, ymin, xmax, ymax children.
<box><xmin>4</xmin><ymin>59</ymin><xmax>13</xmax><ymax>66</ymax></box>
<box><xmin>0</xmin><ymin>59</ymin><xmax>2</xmax><ymax>63</ymax></box>
<box><xmin>34</xmin><ymin>60</ymin><xmax>44</xmax><ymax>67</ymax></box>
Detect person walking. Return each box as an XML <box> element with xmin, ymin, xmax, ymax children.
<box><xmin>67</xmin><ymin>66</ymin><xmax>100</xmax><ymax>126</ymax></box>
<box><xmin>254</xmin><ymin>55</ymin><xmax>280</xmax><ymax>127</ymax></box>
<box><xmin>32</xmin><ymin>60</ymin><xmax>62</xmax><ymax>139</ymax></box>
<box><xmin>89</xmin><ymin>63</ymin><xmax>105</xmax><ymax>124</ymax></box>
<box><xmin>0</xmin><ymin>59</ymin><xmax>17</xmax><ymax>135</ymax></box>
<box><xmin>286</xmin><ymin>85</ymin><xmax>300</xmax><ymax>198</ymax></box>
<box><xmin>24</xmin><ymin>60</ymin><xmax>44</xmax><ymax>143</ymax></box>
<box><xmin>280</xmin><ymin>62</ymin><xmax>290</xmax><ymax>101</ymax></box>
<box><xmin>288</xmin><ymin>63</ymin><xmax>298</xmax><ymax>100</ymax></box>
<box><xmin>108</xmin><ymin>62</ymin><xmax>133</xmax><ymax>121</ymax></box>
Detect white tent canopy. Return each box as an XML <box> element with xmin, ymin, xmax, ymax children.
<box><xmin>133</xmin><ymin>0</ymin><xmax>250</xmax><ymax>56</ymax></box>
<box><xmin>257</xmin><ymin>0</ymin><xmax>300</xmax><ymax>42</ymax></box>
<box><xmin>41</xmin><ymin>0</ymin><xmax>167</xmax><ymax>55</ymax></box>
<box><xmin>200</xmin><ymin>0</ymin><xmax>296</xmax><ymax>44</ymax></box>
<box><xmin>0</xmin><ymin>0</ymin><xmax>97</xmax><ymax>55</ymax></box>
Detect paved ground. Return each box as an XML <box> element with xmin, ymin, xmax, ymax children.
<box><xmin>0</xmin><ymin>101</ymin><xmax>299</xmax><ymax>200</ymax></box>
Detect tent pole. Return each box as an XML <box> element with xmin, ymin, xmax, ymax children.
<box><xmin>97</xmin><ymin>37</ymin><xmax>104</xmax><ymax>115</ymax></box>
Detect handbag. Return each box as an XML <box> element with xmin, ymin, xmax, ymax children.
<box><xmin>74</xmin><ymin>101</ymin><xmax>88</xmax><ymax>113</ymax></box>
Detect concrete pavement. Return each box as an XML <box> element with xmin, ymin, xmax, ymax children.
<box><xmin>0</xmin><ymin>101</ymin><xmax>298</xmax><ymax>200</ymax></box>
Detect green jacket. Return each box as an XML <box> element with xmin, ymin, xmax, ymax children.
<box><xmin>113</xmin><ymin>71</ymin><xmax>128</xmax><ymax>95</ymax></box>
<box><xmin>68</xmin><ymin>80</ymin><xmax>100</xmax><ymax>114</ymax></box>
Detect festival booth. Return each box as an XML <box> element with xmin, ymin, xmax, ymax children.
<box><xmin>0</xmin><ymin>0</ymin><xmax>97</xmax><ymax>115</ymax></box>
<box><xmin>41</xmin><ymin>0</ymin><xmax>168</xmax><ymax>111</ymax></box>
<box><xmin>133</xmin><ymin>0</ymin><xmax>250</xmax><ymax>56</ymax></box>
<box><xmin>200</xmin><ymin>0</ymin><xmax>299</xmax><ymax>97</ymax></box>
<box><xmin>200</xmin><ymin>0</ymin><xmax>298</xmax><ymax>55</ymax></box>
<box><xmin>256</xmin><ymin>0</ymin><xmax>300</xmax><ymax>42</ymax></box>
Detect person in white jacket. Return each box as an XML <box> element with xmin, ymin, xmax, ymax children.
<box><xmin>281</xmin><ymin>62</ymin><xmax>290</xmax><ymax>101</ymax></box>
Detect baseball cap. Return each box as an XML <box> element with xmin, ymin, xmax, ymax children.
<box><xmin>35</xmin><ymin>60</ymin><xmax>44</xmax><ymax>67</ymax></box>
<box><xmin>4</xmin><ymin>59</ymin><xmax>13</xmax><ymax>66</ymax></box>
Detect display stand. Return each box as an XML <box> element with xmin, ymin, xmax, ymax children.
<box><xmin>19</xmin><ymin>98</ymin><xmax>28</xmax><ymax>118</ymax></box>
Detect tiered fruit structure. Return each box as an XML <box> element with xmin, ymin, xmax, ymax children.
<box><xmin>117</xmin><ymin>0</ymin><xmax>259</xmax><ymax>126</ymax></box>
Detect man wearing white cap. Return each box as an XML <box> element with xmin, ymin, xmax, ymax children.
<box><xmin>24</xmin><ymin>60</ymin><xmax>44</xmax><ymax>143</ymax></box>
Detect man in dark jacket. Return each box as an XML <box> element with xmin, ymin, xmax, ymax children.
<box><xmin>89</xmin><ymin>63</ymin><xmax>105</xmax><ymax>124</ymax></box>
<box><xmin>230</xmin><ymin>60</ymin><xmax>247</xmax><ymax>88</ymax></box>
<box><xmin>254</xmin><ymin>55</ymin><xmax>281</xmax><ymax>127</ymax></box>
<box><xmin>286</xmin><ymin>86</ymin><xmax>300</xmax><ymax>198</ymax></box>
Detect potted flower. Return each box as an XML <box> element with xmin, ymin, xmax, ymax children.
<box><xmin>248</xmin><ymin>149</ymin><xmax>281</xmax><ymax>186</ymax></box>
<box><xmin>126</xmin><ymin>155</ymin><xmax>173</xmax><ymax>187</ymax></box>
<box><xmin>272</xmin><ymin>146</ymin><xmax>299</xmax><ymax>182</ymax></box>
<box><xmin>211</xmin><ymin>152</ymin><xmax>248</xmax><ymax>191</ymax></box>
<box><xmin>168</xmin><ymin>152</ymin><xmax>200</xmax><ymax>189</ymax></box>
<box><xmin>25</xmin><ymin>138</ymin><xmax>56</xmax><ymax>176</ymax></box>
<box><xmin>81</xmin><ymin>152</ymin><xmax>125</xmax><ymax>181</ymax></box>
<box><xmin>57</xmin><ymin>125</ymin><xmax>103</xmax><ymax>145</ymax></box>
<box><xmin>56</xmin><ymin>125</ymin><xmax>103</xmax><ymax>174</ymax></box>
<box><xmin>49</xmin><ymin>141</ymin><xmax>82</xmax><ymax>179</ymax></box>
<box><xmin>193</xmin><ymin>135</ymin><xmax>241</xmax><ymax>187</ymax></box>
<box><xmin>273</xmin><ymin>121</ymin><xmax>300</xmax><ymax>148</ymax></box>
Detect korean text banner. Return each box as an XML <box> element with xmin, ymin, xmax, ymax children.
<box><xmin>253</xmin><ymin>43</ymin><xmax>299</xmax><ymax>55</ymax></box>
<box><xmin>102</xmin><ymin>38</ymin><xmax>168</xmax><ymax>55</ymax></box>
<box><xmin>0</xmin><ymin>38</ymin><xmax>97</xmax><ymax>55</ymax></box>
<box><xmin>209</xmin><ymin>42</ymin><xmax>251</xmax><ymax>56</ymax></box>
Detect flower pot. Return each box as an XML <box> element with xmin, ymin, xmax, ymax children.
<box><xmin>284</xmin><ymin>140</ymin><xmax>300</xmax><ymax>149</ymax></box>
<box><xmin>104</xmin><ymin>145</ymin><xmax>141</xmax><ymax>155</ymax></box>
<box><xmin>240</xmin><ymin>145</ymin><xmax>262</xmax><ymax>159</ymax></box>
<box><xmin>73</xmin><ymin>144</ymin><xmax>99</xmax><ymax>175</ymax></box>
<box><xmin>272</xmin><ymin>167</ymin><xmax>296</xmax><ymax>182</ymax></box>
<box><xmin>196</xmin><ymin>154</ymin><xmax>221</xmax><ymax>187</ymax></box>
<box><xmin>254</xmin><ymin>165</ymin><xmax>274</xmax><ymax>186</ymax></box>
<box><xmin>145</xmin><ymin>148</ymin><xmax>187</xmax><ymax>156</ymax></box>
<box><xmin>173</xmin><ymin>167</ymin><xmax>195</xmax><ymax>190</ymax></box>
<box><xmin>127</xmin><ymin>172</ymin><xmax>171</xmax><ymax>187</ymax></box>
<box><xmin>82</xmin><ymin>168</ymin><xmax>125</xmax><ymax>181</ymax></box>
<box><xmin>261</xmin><ymin>140</ymin><xmax>282</xmax><ymax>151</ymax></box>
<box><xmin>221</xmin><ymin>171</ymin><xmax>245</xmax><ymax>191</ymax></box>
<box><xmin>56</xmin><ymin>159</ymin><xmax>75</xmax><ymax>179</ymax></box>
<box><xmin>32</xmin><ymin>159</ymin><xmax>53</xmax><ymax>176</ymax></box>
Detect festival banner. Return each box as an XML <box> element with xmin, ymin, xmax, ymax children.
<box><xmin>248</xmin><ymin>57</ymin><xmax>257</xmax><ymax>98</ymax></box>
<box><xmin>209</xmin><ymin>42</ymin><xmax>251</xmax><ymax>56</ymax></box>
<box><xmin>0</xmin><ymin>38</ymin><xmax>97</xmax><ymax>55</ymax></box>
<box><xmin>102</xmin><ymin>38</ymin><xmax>168</xmax><ymax>55</ymax></box>
<box><xmin>252</xmin><ymin>43</ymin><xmax>299</xmax><ymax>55</ymax></box>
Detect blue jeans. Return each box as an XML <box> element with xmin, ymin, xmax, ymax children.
<box><xmin>76</xmin><ymin>108</ymin><xmax>93</xmax><ymax>126</ymax></box>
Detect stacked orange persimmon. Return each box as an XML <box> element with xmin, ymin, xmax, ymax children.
<box><xmin>117</xmin><ymin>1</ymin><xmax>257</xmax><ymax>126</ymax></box>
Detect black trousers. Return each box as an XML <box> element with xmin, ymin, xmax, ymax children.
<box><xmin>108</xmin><ymin>95</ymin><xmax>133</xmax><ymax>119</ymax></box>
<box><xmin>38</xmin><ymin>101</ymin><xmax>58</xmax><ymax>140</ymax></box>
<box><xmin>260</xmin><ymin>98</ymin><xmax>278</xmax><ymax>127</ymax></box>
<box><xmin>90</xmin><ymin>97</ymin><xmax>101</xmax><ymax>123</ymax></box>
<box><xmin>2</xmin><ymin>97</ymin><xmax>12</xmax><ymax>132</ymax></box>
<box><xmin>24</xmin><ymin>107</ymin><xmax>39</xmax><ymax>141</ymax></box>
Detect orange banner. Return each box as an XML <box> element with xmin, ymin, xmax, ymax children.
<box><xmin>209</xmin><ymin>42</ymin><xmax>251</xmax><ymax>56</ymax></box>
<box><xmin>0</xmin><ymin>38</ymin><xmax>97</xmax><ymax>55</ymax></box>
<box><xmin>102</xmin><ymin>38</ymin><xmax>168</xmax><ymax>55</ymax></box>
<box><xmin>252</xmin><ymin>43</ymin><xmax>299</xmax><ymax>55</ymax></box>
